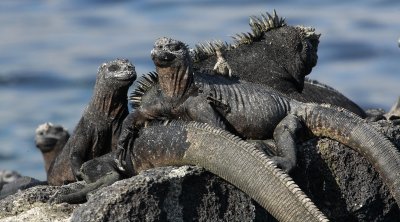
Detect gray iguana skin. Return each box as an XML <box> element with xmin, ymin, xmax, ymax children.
<box><xmin>120</xmin><ymin>37</ymin><xmax>400</xmax><ymax>208</ymax></box>
<box><xmin>48</xmin><ymin>59</ymin><xmax>136</xmax><ymax>186</ymax></box>
<box><xmin>54</xmin><ymin>121</ymin><xmax>329</xmax><ymax>222</ymax></box>
<box><xmin>192</xmin><ymin>12</ymin><xmax>366</xmax><ymax>117</ymax></box>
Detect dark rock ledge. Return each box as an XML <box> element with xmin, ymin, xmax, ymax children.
<box><xmin>0</xmin><ymin>120</ymin><xmax>399</xmax><ymax>222</ymax></box>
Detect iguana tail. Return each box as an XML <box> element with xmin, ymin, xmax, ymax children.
<box><xmin>295</xmin><ymin>102</ymin><xmax>400</xmax><ymax>207</ymax></box>
<box><xmin>130</xmin><ymin>121</ymin><xmax>329</xmax><ymax>222</ymax></box>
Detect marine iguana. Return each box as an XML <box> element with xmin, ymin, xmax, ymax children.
<box><xmin>52</xmin><ymin>121</ymin><xmax>329</xmax><ymax>222</ymax></box>
<box><xmin>0</xmin><ymin>170</ymin><xmax>21</xmax><ymax>191</ymax></box>
<box><xmin>191</xmin><ymin>11</ymin><xmax>366</xmax><ymax>117</ymax></box>
<box><xmin>47</xmin><ymin>58</ymin><xmax>136</xmax><ymax>186</ymax></box>
<box><xmin>35</xmin><ymin>122</ymin><xmax>70</xmax><ymax>175</ymax></box>
<box><xmin>119</xmin><ymin>37</ymin><xmax>400</xmax><ymax>207</ymax></box>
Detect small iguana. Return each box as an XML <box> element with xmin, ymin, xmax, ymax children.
<box><xmin>118</xmin><ymin>37</ymin><xmax>400</xmax><ymax>207</ymax></box>
<box><xmin>48</xmin><ymin>59</ymin><xmax>136</xmax><ymax>186</ymax></box>
<box><xmin>192</xmin><ymin>11</ymin><xmax>366</xmax><ymax>117</ymax></box>
<box><xmin>35</xmin><ymin>122</ymin><xmax>70</xmax><ymax>175</ymax></box>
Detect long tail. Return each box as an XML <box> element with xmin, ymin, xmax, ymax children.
<box><xmin>131</xmin><ymin>121</ymin><xmax>329</xmax><ymax>222</ymax></box>
<box><xmin>296</xmin><ymin>102</ymin><xmax>400</xmax><ymax>207</ymax></box>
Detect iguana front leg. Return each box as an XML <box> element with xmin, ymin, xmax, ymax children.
<box><xmin>184</xmin><ymin>95</ymin><xmax>227</xmax><ymax>130</ymax></box>
<box><xmin>271</xmin><ymin>114</ymin><xmax>303</xmax><ymax>172</ymax></box>
<box><xmin>115</xmin><ymin>110</ymin><xmax>156</xmax><ymax>172</ymax></box>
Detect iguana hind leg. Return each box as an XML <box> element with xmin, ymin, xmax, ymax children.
<box><xmin>271</xmin><ymin>114</ymin><xmax>303</xmax><ymax>172</ymax></box>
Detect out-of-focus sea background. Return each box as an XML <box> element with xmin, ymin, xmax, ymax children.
<box><xmin>0</xmin><ymin>0</ymin><xmax>399</xmax><ymax>180</ymax></box>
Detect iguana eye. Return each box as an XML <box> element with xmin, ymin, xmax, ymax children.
<box><xmin>173</xmin><ymin>44</ymin><xmax>182</xmax><ymax>51</ymax></box>
<box><xmin>108</xmin><ymin>64</ymin><xmax>120</xmax><ymax>72</ymax></box>
<box><xmin>297</xmin><ymin>42</ymin><xmax>303</xmax><ymax>52</ymax></box>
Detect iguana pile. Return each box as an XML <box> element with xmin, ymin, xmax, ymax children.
<box><xmin>29</xmin><ymin>11</ymin><xmax>399</xmax><ymax>221</ymax></box>
<box><xmin>115</xmin><ymin>37</ymin><xmax>400</xmax><ymax>208</ymax></box>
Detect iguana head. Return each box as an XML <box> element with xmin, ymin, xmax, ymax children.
<box><xmin>0</xmin><ymin>170</ymin><xmax>21</xmax><ymax>184</ymax></box>
<box><xmin>97</xmin><ymin>58</ymin><xmax>136</xmax><ymax>89</ymax></box>
<box><xmin>35</xmin><ymin>122</ymin><xmax>69</xmax><ymax>153</ymax></box>
<box><xmin>151</xmin><ymin>37</ymin><xmax>193</xmax><ymax>98</ymax></box>
<box><xmin>262</xmin><ymin>25</ymin><xmax>320</xmax><ymax>91</ymax></box>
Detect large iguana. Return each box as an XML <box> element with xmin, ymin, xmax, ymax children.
<box><xmin>117</xmin><ymin>37</ymin><xmax>400</xmax><ymax>207</ymax></box>
<box><xmin>191</xmin><ymin>11</ymin><xmax>366</xmax><ymax>117</ymax></box>
<box><xmin>48</xmin><ymin>59</ymin><xmax>136</xmax><ymax>186</ymax></box>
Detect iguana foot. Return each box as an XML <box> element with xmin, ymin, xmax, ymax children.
<box><xmin>385</xmin><ymin>97</ymin><xmax>400</xmax><ymax>121</ymax></box>
<box><xmin>247</xmin><ymin>139</ymin><xmax>277</xmax><ymax>156</ymax></box>
<box><xmin>213</xmin><ymin>47</ymin><xmax>232</xmax><ymax>77</ymax></box>
<box><xmin>269</xmin><ymin>156</ymin><xmax>295</xmax><ymax>173</ymax></box>
<box><xmin>247</xmin><ymin>139</ymin><xmax>295</xmax><ymax>172</ymax></box>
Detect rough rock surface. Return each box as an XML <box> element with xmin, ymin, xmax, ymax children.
<box><xmin>293</xmin><ymin>120</ymin><xmax>400</xmax><ymax>222</ymax></box>
<box><xmin>72</xmin><ymin>166</ymin><xmax>270</xmax><ymax>222</ymax></box>
<box><xmin>0</xmin><ymin>182</ymin><xmax>84</xmax><ymax>222</ymax></box>
<box><xmin>0</xmin><ymin>120</ymin><xmax>399</xmax><ymax>222</ymax></box>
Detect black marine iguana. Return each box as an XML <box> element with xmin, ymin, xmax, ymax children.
<box><xmin>118</xmin><ymin>37</ymin><xmax>400</xmax><ymax>207</ymax></box>
<box><xmin>48</xmin><ymin>59</ymin><xmax>136</xmax><ymax>186</ymax></box>
<box><xmin>35</xmin><ymin>122</ymin><xmax>70</xmax><ymax>175</ymax></box>
<box><xmin>53</xmin><ymin>121</ymin><xmax>329</xmax><ymax>222</ymax></box>
<box><xmin>191</xmin><ymin>11</ymin><xmax>366</xmax><ymax>117</ymax></box>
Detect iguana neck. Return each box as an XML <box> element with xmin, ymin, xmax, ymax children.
<box><xmin>87</xmin><ymin>84</ymin><xmax>129</xmax><ymax>121</ymax></box>
<box><xmin>156</xmin><ymin>64</ymin><xmax>193</xmax><ymax>99</ymax></box>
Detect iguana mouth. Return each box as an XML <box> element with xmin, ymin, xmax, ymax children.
<box><xmin>35</xmin><ymin>137</ymin><xmax>58</xmax><ymax>152</ymax></box>
<box><xmin>113</xmin><ymin>69</ymin><xmax>136</xmax><ymax>81</ymax></box>
<box><xmin>151</xmin><ymin>49</ymin><xmax>176</xmax><ymax>67</ymax></box>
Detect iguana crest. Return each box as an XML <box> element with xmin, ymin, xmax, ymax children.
<box><xmin>191</xmin><ymin>10</ymin><xmax>319</xmax><ymax>63</ymax></box>
<box><xmin>130</xmin><ymin>72</ymin><xmax>158</xmax><ymax>109</ymax></box>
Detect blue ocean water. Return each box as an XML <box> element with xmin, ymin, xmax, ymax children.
<box><xmin>0</xmin><ymin>0</ymin><xmax>399</xmax><ymax>180</ymax></box>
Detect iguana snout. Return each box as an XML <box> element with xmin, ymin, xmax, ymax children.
<box><xmin>100</xmin><ymin>58</ymin><xmax>136</xmax><ymax>82</ymax></box>
<box><xmin>151</xmin><ymin>49</ymin><xmax>176</xmax><ymax>66</ymax></box>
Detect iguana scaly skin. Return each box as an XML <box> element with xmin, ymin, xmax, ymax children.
<box><xmin>191</xmin><ymin>11</ymin><xmax>366</xmax><ymax>117</ymax></box>
<box><xmin>120</xmin><ymin>37</ymin><xmax>400</xmax><ymax>207</ymax></box>
<box><xmin>48</xmin><ymin>59</ymin><xmax>136</xmax><ymax>186</ymax></box>
<box><xmin>53</xmin><ymin>121</ymin><xmax>329</xmax><ymax>222</ymax></box>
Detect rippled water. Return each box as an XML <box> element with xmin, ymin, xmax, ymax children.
<box><xmin>0</xmin><ymin>0</ymin><xmax>399</xmax><ymax>180</ymax></box>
